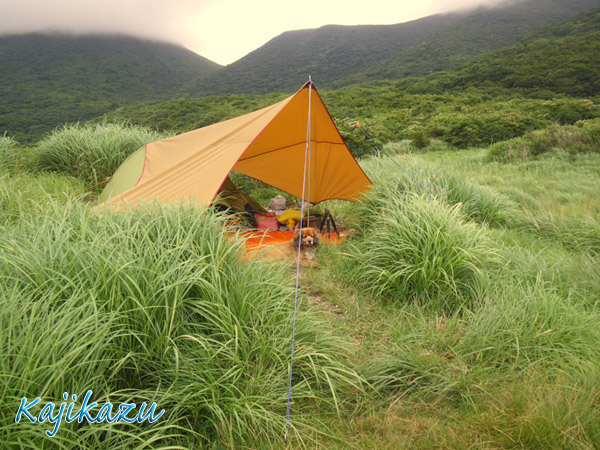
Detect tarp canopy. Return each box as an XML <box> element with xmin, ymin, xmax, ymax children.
<box><xmin>99</xmin><ymin>81</ymin><xmax>371</xmax><ymax>209</ymax></box>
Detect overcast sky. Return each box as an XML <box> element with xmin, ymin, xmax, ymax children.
<box><xmin>0</xmin><ymin>0</ymin><xmax>511</xmax><ymax>65</ymax></box>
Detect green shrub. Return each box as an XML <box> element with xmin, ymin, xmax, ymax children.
<box><xmin>405</xmin><ymin>125</ymin><xmax>431</xmax><ymax>149</ymax></box>
<box><xmin>488</xmin><ymin>137</ymin><xmax>529</xmax><ymax>162</ymax></box>
<box><xmin>335</xmin><ymin>117</ymin><xmax>388</xmax><ymax>159</ymax></box>
<box><xmin>425</xmin><ymin>109</ymin><xmax>544</xmax><ymax>148</ymax></box>
<box><xmin>33</xmin><ymin>123</ymin><xmax>166</xmax><ymax>187</ymax></box>
<box><xmin>488</xmin><ymin>119</ymin><xmax>600</xmax><ymax>162</ymax></box>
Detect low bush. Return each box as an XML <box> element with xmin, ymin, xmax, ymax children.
<box><xmin>33</xmin><ymin>122</ymin><xmax>166</xmax><ymax>187</ymax></box>
<box><xmin>488</xmin><ymin>118</ymin><xmax>600</xmax><ymax>162</ymax></box>
<box><xmin>488</xmin><ymin>137</ymin><xmax>529</xmax><ymax>162</ymax></box>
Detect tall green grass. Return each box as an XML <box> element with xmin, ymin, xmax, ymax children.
<box><xmin>338</xmin><ymin>157</ymin><xmax>510</xmax><ymax>312</ymax></box>
<box><xmin>355</xmin><ymin>156</ymin><xmax>520</xmax><ymax>228</ymax></box>
<box><xmin>328</xmin><ymin>152</ymin><xmax>600</xmax><ymax>449</ymax></box>
<box><xmin>0</xmin><ymin>134</ymin><xmax>26</xmax><ymax>172</ymax></box>
<box><xmin>353</xmin><ymin>255</ymin><xmax>600</xmax><ymax>448</ymax></box>
<box><xmin>33</xmin><ymin>123</ymin><xmax>166</xmax><ymax>187</ymax></box>
<box><xmin>0</xmin><ymin>172</ymin><xmax>85</xmax><ymax>225</ymax></box>
<box><xmin>0</xmin><ymin>134</ymin><xmax>16</xmax><ymax>161</ymax></box>
<box><xmin>462</xmin><ymin>281</ymin><xmax>600</xmax><ymax>371</ymax></box>
<box><xmin>474</xmin><ymin>368</ymin><xmax>600</xmax><ymax>449</ymax></box>
<box><xmin>358</xmin><ymin>305</ymin><xmax>474</xmax><ymax>406</ymax></box>
<box><xmin>415</xmin><ymin>146</ymin><xmax>600</xmax><ymax>257</ymax></box>
<box><xmin>0</xmin><ymin>201</ymin><xmax>361</xmax><ymax>448</ymax></box>
<box><xmin>343</xmin><ymin>194</ymin><xmax>494</xmax><ymax>312</ymax></box>
<box><xmin>4</xmin><ymin>129</ymin><xmax>600</xmax><ymax>448</ymax></box>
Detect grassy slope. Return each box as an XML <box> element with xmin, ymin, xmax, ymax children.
<box><xmin>300</xmin><ymin>148</ymin><xmax>600</xmax><ymax>449</ymax></box>
<box><xmin>2</xmin><ymin>4</ymin><xmax>599</xmax><ymax>442</ymax></box>
<box><xmin>96</xmin><ymin>86</ymin><xmax>599</xmax><ymax>160</ymax></box>
<box><xmin>0</xmin><ymin>33</ymin><xmax>222</xmax><ymax>142</ymax></box>
<box><xmin>422</xmin><ymin>148</ymin><xmax>600</xmax><ymax>219</ymax></box>
<box><xmin>338</xmin><ymin>0</ymin><xmax>600</xmax><ymax>86</ymax></box>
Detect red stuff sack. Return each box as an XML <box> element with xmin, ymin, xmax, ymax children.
<box><xmin>255</xmin><ymin>212</ymin><xmax>279</xmax><ymax>231</ymax></box>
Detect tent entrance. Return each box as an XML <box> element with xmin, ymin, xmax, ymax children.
<box><xmin>214</xmin><ymin>176</ymin><xmax>266</xmax><ymax>215</ymax></box>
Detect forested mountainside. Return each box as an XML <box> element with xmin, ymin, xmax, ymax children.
<box><xmin>337</xmin><ymin>0</ymin><xmax>600</xmax><ymax>86</ymax></box>
<box><xmin>392</xmin><ymin>5</ymin><xmax>600</xmax><ymax>98</ymax></box>
<box><xmin>0</xmin><ymin>34</ymin><xmax>221</xmax><ymax>141</ymax></box>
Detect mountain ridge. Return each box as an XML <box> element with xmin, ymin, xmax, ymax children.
<box><xmin>183</xmin><ymin>12</ymin><xmax>464</xmax><ymax>96</ymax></box>
<box><xmin>0</xmin><ymin>33</ymin><xmax>221</xmax><ymax>141</ymax></box>
<box><xmin>390</xmin><ymin>5</ymin><xmax>600</xmax><ymax>97</ymax></box>
<box><xmin>336</xmin><ymin>0</ymin><xmax>600</xmax><ymax>86</ymax></box>
<box><xmin>187</xmin><ymin>0</ymin><xmax>600</xmax><ymax>95</ymax></box>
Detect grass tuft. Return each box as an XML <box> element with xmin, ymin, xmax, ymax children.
<box><xmin>0</xmin><ymin>172</ymin><xmax>85</xmax><ymax>225</ymax></box>
<box><xmin>488</xmin><ymin>118</ymin><xmax>600</xmax><ymax>162</ymax></box>
<box><xmin>343</xmin><ymin>194</ymin><xmax>494</xmax><ymax>313</ymax></box>
<box><xmin>354</xmin><ymin>156</ymin><xmax>520</xmax><ymax>228</ymax></box>
<box><xmin>33</xmin><ymin>122</ymin><xmax>166</xmax><ymax>187</ymax></box>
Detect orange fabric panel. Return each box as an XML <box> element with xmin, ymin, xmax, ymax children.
<box><xmin>104</xmin><ymin>98</ymin><xmax>291</xmax><ymax>208</ymax></box>
<box><xmin>234</xmin><ymin>86</ymin><xmax>371</xmax><ymax>203</ymax></box>
<box><xmin>102</xmin><ymin>83</ymin><xmax>371</xmax><ymax>210</ymax></box>
<box><xmin>238</xmin><ymin>229</ymin><xmax>349</xmax><ymax>261</ymax></box>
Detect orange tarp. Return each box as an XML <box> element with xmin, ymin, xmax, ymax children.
<box><xmin>103</xmin><ymin>82</ymin><xmax>371</xmax><ymax>209</ymax></box>
<box><xmin>239</xmin><ymin>229</ymin><xmax>349</xmax><ymax>261</ymax></box>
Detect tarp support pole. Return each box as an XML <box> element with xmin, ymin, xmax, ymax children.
<box><xmin>307</xmin><ymin>75</ymin><xmax>312</xmax><ymax>224</ymax></box>
<box><xmin>285</xmin><ymin>76</ymin><xmax>313</xmax><ymax>441</ymax></box>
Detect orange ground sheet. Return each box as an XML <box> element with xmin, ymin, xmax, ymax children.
<box><xmin>236</xmin><ymin>229</ymin><xmax>349</xmax><ymax>261</ymax></box>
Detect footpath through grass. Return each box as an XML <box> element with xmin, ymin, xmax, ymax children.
<box><xmin>286</xmin><ymin>149</ymin><xmax>600</xmax><ymax>449</ymax></box>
